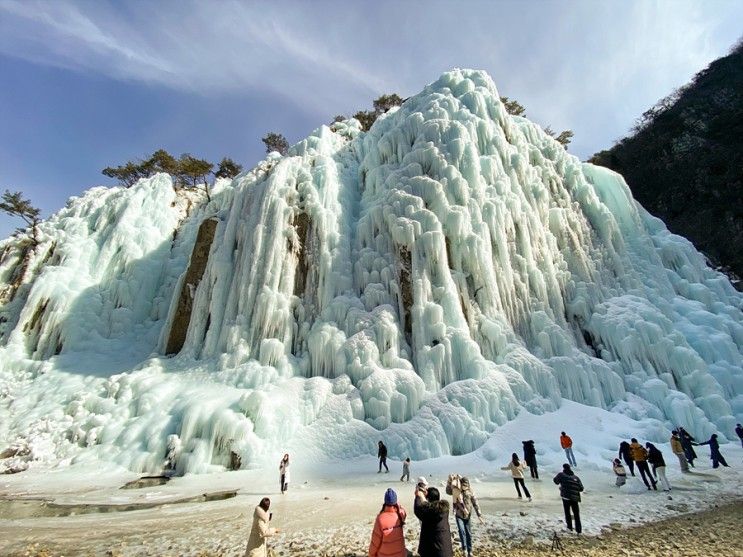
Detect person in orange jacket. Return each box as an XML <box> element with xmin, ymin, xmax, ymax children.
<box><xmin>629</xmin><ymin>438</ymin><xmax>657</xmax><ymax>491</ymax></box>
<box><xmin>368</xmin><ymin>488</ymin><xmax>408</xmax><ymax>557</ymax></box>
<box><xmin>560</xmin><ymin>432</ymin><xmax>577</xmax><ymax>467</ymax></box>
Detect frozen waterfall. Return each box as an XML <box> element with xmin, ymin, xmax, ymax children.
<box><xmin>0</xmin><ymin>69</ymin><xmax>741</xmax><ymax>475</ymax></box>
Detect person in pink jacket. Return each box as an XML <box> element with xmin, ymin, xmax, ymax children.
<box><xmin>368</xmin><ymin>488</ymin><xmax>408</xmax><ymax>557</ymax></box>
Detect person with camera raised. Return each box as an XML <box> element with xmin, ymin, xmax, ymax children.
<box><xmin>413</xmin><ymin>482</ymin><xmax>453</xmax><ymax>557</ymax></box>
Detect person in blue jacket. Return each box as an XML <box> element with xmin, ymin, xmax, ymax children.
<box><xmin>695</xmin><ymin>434</ymin><xmax>729</xmax><ymax>468</ymax></box>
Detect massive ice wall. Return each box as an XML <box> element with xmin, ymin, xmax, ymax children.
<box><xmin>0</xmin><ymin>69</ymin><xmax>741</xmax><ymax>475</ymax></box>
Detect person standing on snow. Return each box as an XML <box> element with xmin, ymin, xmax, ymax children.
<box><xmin>670</xmin><ymin>431</ymin><xmax>689</xmax><ymax>473</ymax></box>
<box><xmin>618</xmin><ymin>440</ymin><xmax>635</xmax><ymax>476</ymax></box>
<box><xmin>695</xmin><ymin>434</ymin><xmax>730</xmax><ymax>468</ymax></box>
<box><xmin>553</xmin><ymin>463</ymin><xmax>584</xmax><ymax>534</ymax></box>
<box><xmin>501</xmin><ymin>453</ymin><xmax>532</xmax><ymax>501</ymax></box>
<box><xmin>735</xmin><ymin>424</ymin><xmax>743</xmax><ymax>449</ymax></box>
<box><xmin>678</xmin><ymin>427</ymin><xmax>697</xmax><ymax>468</ymax></box>
<box><xmin>279</xmin><ymin>454</ymin><xmax>290</xmax><ymax>494</ymax></box>
<box><xmin>378</xmin><ymin>441</ymin><xmax>389</xmax><ymax>473</ymax></box>
<box><xmin>646</xmin><ymin>442</ymin><xmax>671</xmax><ymax>491</ymax></box>
<box><xmin>629</xmin><ymin>438</ymin><xmax>657</xmax><ymax>490</ymax></box>
<box><xmin>245</xmin><ymin>497</ymin><xmax>279</xmax><ymax>557</ymax></box>
<box><xmin>368</xmin><ymin>488</ymin><xmax>408</xmax><ymax>557</ymax></box>
<box><xmin>612</xmin><ymin>458</ymin><xmax>627</xmax><ymax>487</ymax></box>
<box><xmin>447</xmin><ymin>476</ymin><xmax>483</xmax><ymax>557</ymax></box>
<box><xmin>522</xmin><ymin>440</ymin><xmax>539</xmax><ymax>479</ymax></box>
<box><xmin>560</xmin><ymin>432</ymin><xmax>577</xmax><ymax>467</ymax></box>
<box><xmin>414</xmin><ymin>485</ymin><xmax>454</xmax><ymax>557</ymax></box>
<box><xmin>400</xmin><ymin>458</ymin><xmax>411</xmax><ymax>482</ymax></box>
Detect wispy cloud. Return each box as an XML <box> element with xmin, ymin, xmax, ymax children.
<box><xmin>0</xmin><ymin>0</ymin><xmax>741</xmax><ymax>155</ymax></box>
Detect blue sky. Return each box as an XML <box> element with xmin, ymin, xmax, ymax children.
<box><xmin>1</xmin><ymin>0</ymin><xmax>742</xmax><ymax>238</ymax></box>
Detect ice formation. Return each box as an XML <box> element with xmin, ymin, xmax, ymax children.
<box><xmin>0</xmin><ymin>70</ymin><xmax>741</xmax><ymax>475</ymax></box>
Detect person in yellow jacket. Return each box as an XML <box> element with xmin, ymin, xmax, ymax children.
<box><xmin>670</xmin><ymin>431</ymin><xmax>689</xmax><ymax>472</ymax></box>
<box><xmin>245</xmin><ymin>498</ymin><xmax>279</xmax><ymax>557</ymax></box>
<box><xmin>629</xmin><ymin>438</ymin><xmax>657</xmax><ymax>491</ymax></box>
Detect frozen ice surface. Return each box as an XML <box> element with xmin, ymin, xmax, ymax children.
<box><xmin>0</xmin><ymin>69</ymin><xmax>741</xmax><ymax>476</ymax></box>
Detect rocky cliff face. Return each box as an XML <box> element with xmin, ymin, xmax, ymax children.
<box><xmin>590</xmin><ymin>42</ymin><xmax>743</xmax><ymax>285</ymax></box>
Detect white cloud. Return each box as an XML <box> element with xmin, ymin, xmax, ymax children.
<box><xmin>0</xmin><ymin>0</ymin><xmax>741</xmax><ymax>154</ymax></box>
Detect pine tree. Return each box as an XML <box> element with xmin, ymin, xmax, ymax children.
<box><xmin>544</xmin><ymin>127</ymin><xmax>574</xmax><ymax>149</ymax></box>
<box><xmin>372</xmin><ymin>94</ymin><xmax>403</xmax><ymax>114</ymax></box>
<box><xmin>500</xmin><ymin>96</ymin><xmax>526</xmax><ymax>116</ymax></box>
<box><xmin>555</xmin><ymin>130</ymin><xmax>574</xmax><ymax>148</ymax></box>
<box><xmin>262</xmin><ymin>133</ymin><xmax>289</xmax><ymax>155</ymax></box>
<box><xmin>214</xmin><ymin>157</ymin><xmax>243</xmax><ymax>179</ymax></box>
<box><xmin>0</xmin><ymin>190</ymin><xmax>41</xmax><ymax>246</ymax></box>
<box><xmin>353</xmin><ymin>110</ymin><xmax>377</xmax><ymax>131</ymax></box>
<box><xmin>177</xmin><ymin>154</ymin><xmax>214</xmax><ymax>200</ymax></box>
<box><xmin>353</xmin><ymin>94</ymin><xmax>404</xmax><ymax>132</ymax></box>
<box><xmin>102</xmin><ymin>161</ymin><xmax>148</xmax><ymax>188</ymax></box>
<box><xmin>145</xmin><ymin>149</ymin><xmax>179</xmax><ymax>175</ymax></box>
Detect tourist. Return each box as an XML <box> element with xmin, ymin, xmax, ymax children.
<box><xmin>400</xmin><ymin>457</ymin><xmax>411</xmax><ymax>482</ymax></box>
<box><xmin>629</xmin><ymin>438</ymin><xmax>657</xmax><ymax>490</ymax></box>
<box><xmin>414</xmin><ymin>485</ymin><xmax>454</xmax><ymax>557</ymax></box>
<box><xmin>501</xmin><ymin>453</ymin><xmax>532</xmax><ymax>501</ymax></box>
<box><xmin>695</xmin><ymin>434</ymin><xmax>729</xmax><ymax>468</ymax></box>
<box><xmin>678</xmin><ymin>427</ymin><xmax>697</xmax><ymax>468</ymax></box>
<box><xmin>670</xmin><ymin>431</ymin><xmax>689</xmax><ymax>472</ymax></box>
<box><xmin>560</xmin><ymin>431</ymin><xmax>577</xmax><ymax>467</ymax></box>
<box><xmin>368</xmin><ymin>488</ymin><xmax>407</xmax><ymax>557</ymax></box>
<box><xmin>646</xmin><ymin>442</ymin><xmax>671</xmax><ymax>491</ymax></box>
<box><xmin>245</xmin><ymin>497</ymin><xmax>279</xmax><ymax>557</ymax></box>
<box><xmin>448</xmin><ymin>476</ymin><xmax>483</xmax><ymax>557</ymax></box>
<box><xmin>279</xmin><ymin>454</ymin><xmax>290</xmax><ymax>494</ymax></box>
<box><xmin>735</xmin><ymin>424</ymin><xmax>743</xmax><ymax>448</ymax></box>
<box><xmin>553</xmin><ymin>463</ymin><xmax>584</xmax><ymax>534</ymax></box>
<box><xmin>612</xmin><ymin>458</ymin><xmax>627</xmax><ymax>487</ymax></box>
<box><xmin>378</xmin><ymin>441</ymin><xmax>389</xmax><ymax>473</ymax></box>
<box><xmin>618</xmin><ymin>440</ymin><xmax>635</xmax><ymax>476</ymax></box>
<box><xmin>522</xmin><ymin>440</ymin><xmax>539</xmax><ymax>479</ymax></box>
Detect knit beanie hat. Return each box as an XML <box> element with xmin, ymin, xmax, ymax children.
<box><xmin>384</xmin><ymin>488</ymin><xmax>397</xmax><ymax>505</ymax></box>
<box><xmin>417</xmin><ymin>476</ymin><xmax>428</xmax><ymax>487</ymax></box>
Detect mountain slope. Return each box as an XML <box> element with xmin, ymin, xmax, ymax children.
<box><xmin>0</xmin><ymin>69</ymin><xmax>741</xmax><ymax>475</ymax></box>
<box><xmin>590</xmin><ymin>41</ymin><xmax>743</xmax><ymax>282</ymax></box>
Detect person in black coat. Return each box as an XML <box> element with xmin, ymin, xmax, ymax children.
<box><xmin>695</xmin><ymin>434</ymin><xmax>729</xmax><ymax>468</ymax></box>
<box><xmin>377</xmin><ymin>441</ymin><xmax>389</xmax><ymax>473</ymax></box>
<box><xmin>618</xmin><ymin>440</ymin><xmax>635</xmax><ymax>476</ymax></box>
<box><xmin>414</xmin><ymin>486</ymin><xmax>454</xmax><ymax>557</ymax></box>
<box><xmin>553</xmin><ymin>463</ymin><xmax>584</xmax><ymax>534</ymax></box>
<box><xmin>678</xmin><ymin>427</ymin><xmax>697</xmax><ymax>467</ymax></box>
<box><xmin>522</xmin><ymin>440</ymin><xmax>539</xmax><ymax>479</ymax></box>
<box><xmin>646</xmin><ymin>442</ymin><xmax>672</xmax><ymax>491</ymax></box>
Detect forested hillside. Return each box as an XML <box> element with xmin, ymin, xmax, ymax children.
<box><xmin>590</xmin><ymin>41</ymin><xmax>743</xmax><ymax>284</ymax></box>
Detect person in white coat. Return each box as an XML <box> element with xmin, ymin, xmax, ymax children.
<box><xmin>279</xmin><ymin>453</ymin><xmax>290</xmax><ymax>494</ymax></box>
<box><xmin>501</xmin><ymin>453</ymin><xmax>532</xmax><ymax>501</ymax></box>
<box><xmin>245</xmin><ymin>497</ymin><xmax>279</xmax><ymax>557</ymax></box>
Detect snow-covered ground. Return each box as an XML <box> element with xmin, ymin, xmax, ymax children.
<box><xmin>2</xmin><ymin>402</ymin><xmax>741</xmax><ymax>556</ymax></box>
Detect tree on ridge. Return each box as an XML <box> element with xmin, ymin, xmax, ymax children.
<box><xmin>1</xmin><ymin>190</ymin><xmax>41</xmax><ymax>247</ymax></box>
<box><xmin>262</xmin><ymin>133</ymin><xmax>289</xmax><ymax>155</ymax></box>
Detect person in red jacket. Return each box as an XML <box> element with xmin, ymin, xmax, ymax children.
<box><xmin>560</xmin><ymin>431</ymin><xmax>577</xmax><ymax>467</ymax></box>
<box><xmin>368</xmin><ymin>488</ymin><xmax>408</xmax><ymax>557</ymax></box>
